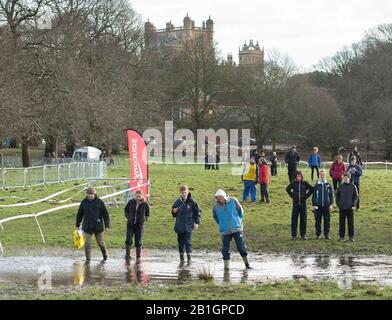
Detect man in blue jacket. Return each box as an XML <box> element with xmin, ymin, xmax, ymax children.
<box><xmin>171</xmin><ymin>185</ymin><xmax>201</xmax><ymax>265</ymax></box>
<box><xmin>346</xmin><ymin>156</ymin><xmax>362</xmax><ymax>210</ymax></box>
<box><xmin>308</xmin><ymin>146</ymin><xmax>321</xmax><ymax>181</ymax></box>
<box><xmin>213</xmin><ymin>189</ymin><xmax>250</xmax><ymax>270</ymax></box>
<box><xmin>312</xmin><ymin>170</ymin><xmax>334</xmax><ymax>240</ymax></box>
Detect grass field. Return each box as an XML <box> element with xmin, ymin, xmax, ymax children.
<box><xmin>1</xmin><ymin>280</ymin><xmax>392</xmax><ymax>300</ymax></box>
<box><xmin>1</xmin><ymin>153</ymin><xmax>392</xmax><ymax>255</ymax></box>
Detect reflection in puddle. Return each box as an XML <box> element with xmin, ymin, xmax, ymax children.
<box><xmin>1</xmin><ymin>249</ymin><xmax>392</xmax><ymax>291</ymax></box>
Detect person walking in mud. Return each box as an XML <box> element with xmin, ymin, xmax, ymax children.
<box><xmin>124</xmin><ymin>189</ymin><xmax>150</xmax><ymax>264</ymax></box>
<box><xmin>286</xmin><ymin>171</ymin><xmax>314</xmax><ymax>240</ymax></box>
<box><xmin>171</xmin><ymin>185</ymin><xmax>201</xmax><ymax>266</ymax></box>
<box><xmin>75</xmin><ymin>187</ymin><xmax>110</xmax><ymax>263</ymax></box>
<box><xmin>213</xmin><ymin>189</ymin><xmax>250</xmax><ymax>270</ymax></box>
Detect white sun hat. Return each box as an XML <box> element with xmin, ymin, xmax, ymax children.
<box><xmin>215</xmin><ymin>189</ymin><xmax>228</xmax><ymax>200</ymax></box>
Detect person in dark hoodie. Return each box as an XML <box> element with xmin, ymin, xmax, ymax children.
<box><xmin>171</xmin><ymin>185</ymin><xmax>201</xmax><ymax>265</ymax></box>
<box><xmin>76</xmin><ymin>187</ymin><xmax>110</xmax><ymax>263</ymax></box>
<box><xmin>312</xmin><ymin>170</ymin><xmax>334</xmax><ymax>240</ymax></box>
<box><xmin>286</xmin><ymin>171</ymin><xmax>314</xmax><ymax>240</ymax></box>
<box><xmin>346</xmin><ymin>156</ymin><xmax>362</xmax><ymax>210</ymax></box>
<box><xmin>285</xmin><ymin>145</ymin><xmax>300</xmax><ymax>182</ymax></box>
<box><xmin>270</xmin><ymin>152</ymin><xmax>278</xmax><ymax>176</ymax></box>
<box><xmin>124</xmin><ymin>189</ymin><xmax>150</xmax><ymax>264</ymax></box>
<box><xmin>336</xmin><ymin>172</ymin><xmax>358</xmax><ymax>242</ymax></box>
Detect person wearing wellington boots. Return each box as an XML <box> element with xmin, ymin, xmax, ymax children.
<box><xmin>171</xmin><ymin>185</ymin><xmax>201</xmax><ymax>266</ymax></box>
<box><xmin>76</xmin><ymin>187</ymin><xmax>110</xmax><ymax>263</ymax></box>
<box><xmin>124</xmin><ymin>189</ymin><xmax>150</xmax><ymax>264</ymax></box>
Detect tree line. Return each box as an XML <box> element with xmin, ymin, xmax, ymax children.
<box><xmin>1</xmin><ymin>1</ymin><xmax>392</xmax><ymax>166</ymax></box>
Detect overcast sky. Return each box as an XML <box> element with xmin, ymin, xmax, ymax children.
<box><xmin>129</xmin><ymin>0</ymin><xmax>392</xmax><ymax>70</ymax></box>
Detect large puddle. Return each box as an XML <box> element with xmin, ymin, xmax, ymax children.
<box><xmin>1</xmin><ymin>249</ymin><xmax>392</xmax><ymax>291</ymax></box>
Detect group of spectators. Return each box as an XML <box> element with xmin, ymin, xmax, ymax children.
<box><xmin>73</xmin><ymin>144</ymin><xmax>364</xmax><ymax>272</ymax></box>
<box><xmin>240</xmin><ymin>144</ymin><xmax>363</xmax><ymax>242</ymax></box>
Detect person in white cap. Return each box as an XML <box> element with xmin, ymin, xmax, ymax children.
<box><xmin>213</xmin><ymin>189</ymin><xmax>250</xmax><ymax>270</ymax></box>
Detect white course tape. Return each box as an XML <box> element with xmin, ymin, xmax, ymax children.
<box><xmin>0</xmin><ymin>183</ymin><xmax>88</xmax><ymax>208</ymax></box>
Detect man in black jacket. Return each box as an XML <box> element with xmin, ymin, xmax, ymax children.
<box><xmin>286</xmin><ymin>171</ymin><xmax>314</xmax><ymax>240</ymax></box>
<box><xmin>285</xmin><ymin>145</ymin><xmax>300</xmax><ymax>182</ymax></box>
<box><xmin>76</xmin><ymin>187</ymin><xmax>110</xmax><ymax>262</ymax></box>
<box><xmin>124</xmin><ymin>189</ymin><xmax>150</xmax><ymax>263</ymax></box>
<box><xmin>336</xmin><ymin>172</ymin><xmax>358</xmax><ymax>242</ymax></box>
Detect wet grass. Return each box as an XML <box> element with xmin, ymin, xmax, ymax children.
<box><xmin>1</xmin><ymin>280</ymin><xmax>392</xmax><ymax>300</ymax></box>
<box><xmin>1</xmin><ymin>153</ymin><xmax>392</xmax><ymax>255</ymax></box>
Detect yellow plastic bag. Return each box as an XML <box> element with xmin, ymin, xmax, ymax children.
<box><xmin>73</xmin><ymin>229</ymin><xmax>85</xmax><ymax>250</ymax></box>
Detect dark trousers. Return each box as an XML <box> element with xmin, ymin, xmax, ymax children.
<box><xmin>311</xmin><ymin>166</ymin><xmax>319</xmax><ymax>181</ymax></box>
<box><xmin>125</xmin><ymin>224</ymin><xmax>143</xmax><ymax>248</ymax></box>
<box><xmin>260</xmin><ymin>183</ymin><xmax>269</xmax><ymax>202</ymax></box>
<box><xmin>271</xmin><ymin>165</ymin><xmax>277</xmax><ymax>176</ymax></box>
<box><xmin>339</xmin><ymin>209</ymin><xmax>354</xmax><ymax>239</ymax></box>
<box><xmin>221</xmin><ymin>231</ymin><xmax>248</xmax><ymax>260</ymax></box>
<box><xmin>314</xmin><ymin>206</ymin><xmax>330</xmax><ymax>237</ymax></box>
<box><xmin>288</xmin><ymin>166</ymin><xmax>297</xmax><ymax>182</ymax></box>
<box><xmin>332</xmin><ymin>179</ymin><xmax>342</xmax><ymax>192</ymax></box>
<box><xmin>177</xmin><ymin>232</ymin><xmax>192</xmax><ymax>254</ymax></box>
<box><xmin>291</xmin><ymin>203</ymin><xmax>307</xmax><ymax>238</ymax></box>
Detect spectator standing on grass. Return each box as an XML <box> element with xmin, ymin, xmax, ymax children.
<box><xmin>286</xmin><ymin>171</ymin><xmax>314</xmax><ymax>240</ymax></box>
<box><xmin>336</xmin><ymin>172</ymin><xmax>358</xmax><ymax>242</ymax></box>
<box><xmin>76</xmin><ymin>187</ymin><xmax>110</xmax><ymax>263</ymax></box>
<box><xmin>259</xmin><ymin>158</ymin><xmax>270</xmax><ymax>203</ymax></box>
<box><xmin>171</xmin><ymin>185</ymin><xmax>201</xmax><ymax>265</ymax></box>
<box><xmin>329</xmin><ymin>155</ymin><xmax>346</xmax><ymax>193</ymax></box>
<box><xmin>241</xmin><ymin>156</ymin><xmax>259</xmax><ymax>203</ymax></box>
<box><xmin>270</xmin><ymin>152</ymin><xmax>278</xmax><ymax>176</ymax></box>
<box><xmin>124</xmin><ymin>189</ymin><xmax>150</xmax><ymax>264</ymax></box>
<box><xmin>308</xmin><ymin>146</ymin><xmax>321</xmax><ymax>181</ymax></box>
<box><xmin>347</xmin><ymin>146</ymin><xmax>363</xmax><ymax>167</ymax></box>
<box><xmin>285</xmin><ymin>145</ymin><xmax>300</xmax><ymax>182</ymax></box>
<box><xmin>346</xmin><ymin>156</ymin><xmax>362</xmax><ymax>210</ymax></box>
<box><xmin>312</xmin><ymin>170</ymin><xmax>333</xmax><ymax>240</ymax></box>
<box><xmin>213</xmin><ymin>189</ymin><xmax>250</xmax><ymax>270</ymax></box>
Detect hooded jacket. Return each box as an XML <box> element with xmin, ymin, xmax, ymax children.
<box><xmin>330</xmin><ymin>160</ymin><xmax>346</xmax><ymax>180</ymax></box>
<box><xmin>286</xmin><ymin>174</ymin><xmax>314</xmax><ymax>204</ymax></box>
<box><xmin>171</xmin><ymin>193</ymin><xmax>201</xmax><ymax>234</ymax></box>
<box><xmin>346</xmin><ymin>164</ymin><xmax>362</xmax><ymax>185</ymax></box>
<box><xmin>259</xmin><ymin>161</ymin><xmax>269</xmax><ymax>184</ymax></box>
<box><xmin>213</xmin><ymin>197</ymin><xmax>244</xmax><ymax>235</ymax></box>
<box><xmin>312</xmin><ymin>180</ymin><xmax>334</xmax><ymax>207</ymax></box>
<box><xmin>308</xmin><ymin>153</ymin><xmax>321</xmax><ymax>167</ymax></box>
<box><xmin>124</xmin><ymin>198</ymin><xmax>150</xmax><ymax>227</ymax></box>
<box><xmin>76</xmin><ymin>196</ymin><xmax>110</xmax><ymax>233</ymax></box>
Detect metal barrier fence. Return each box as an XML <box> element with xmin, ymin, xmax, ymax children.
<box><xmin>0</xmin><ymin>161</ymin><xmax>107</xmax><ymax>189</ymax></box>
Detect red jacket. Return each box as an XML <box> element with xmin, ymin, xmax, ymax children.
<box><xmin>330</xmin><ymin>161</ymin><xmax>346</xmax><ymax>180</ymax></box>
<box><xmin>259</xmin><ymin>163</ymin><xmax>269</xmax><ymax>184</ymax></box>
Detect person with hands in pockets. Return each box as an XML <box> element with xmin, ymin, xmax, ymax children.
<box><xmin>171</xmin><ymin>185</ymin><xmax>201</xmax><ymax>265</ymax></box>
